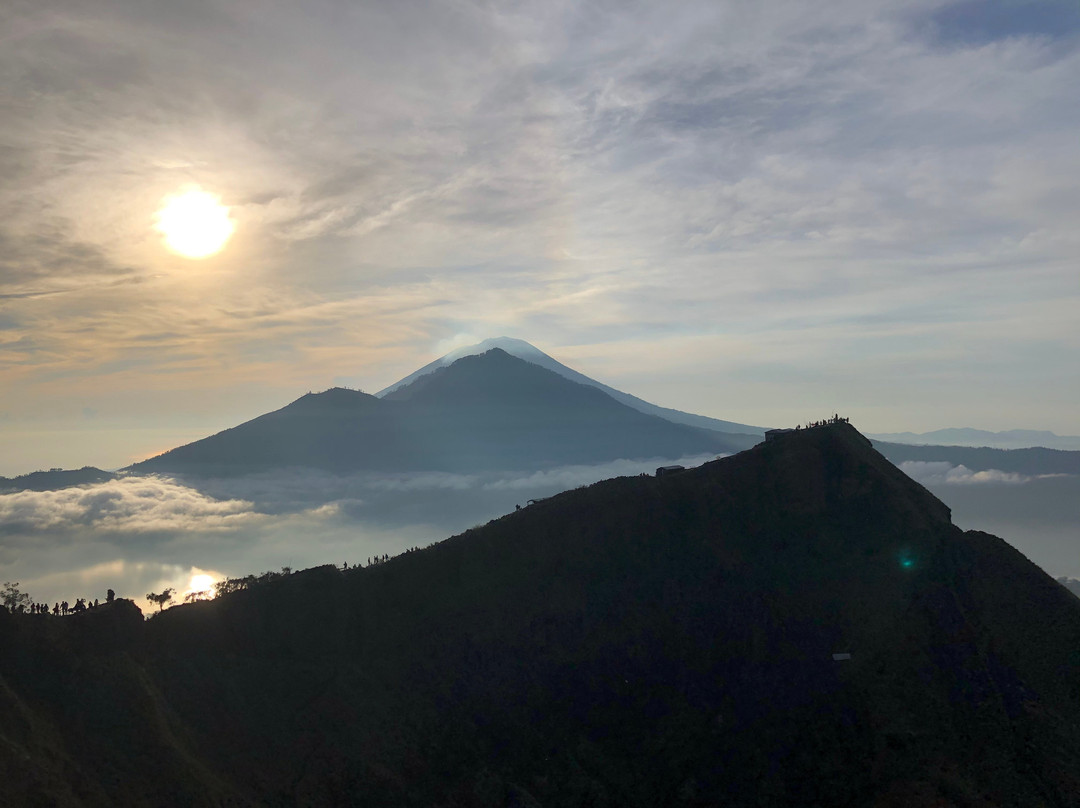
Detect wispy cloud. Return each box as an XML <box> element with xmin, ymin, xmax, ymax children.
<box><xmin>899</xmin><ymin>460</ymin><xmax>1068</xmax><ymax>486</ymax></box>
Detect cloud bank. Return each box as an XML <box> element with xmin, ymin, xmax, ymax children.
<box><xmin>0</xmin><ymin>475</ymin><xmax>262</xmax><ymax>534</ymax></box>
<box><xmin>0</xmin><ymin>454</ymin><xmax>715</xmax><ymax>613</ymax></box>
<box><xmin>899</xmin><ymin>460</ymin><xmax>1035</xmax><ymax>486</ymax></box>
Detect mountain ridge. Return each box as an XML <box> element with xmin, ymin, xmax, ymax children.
<box><xmin>5</xmin><ymin>421</ymin><xmax>1080</xmax><ymax>806</ymax></box>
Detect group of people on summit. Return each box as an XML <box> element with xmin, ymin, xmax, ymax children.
<box><xmin>799</xmin><ymin>414</ymin><xmax>850</xmax><ymax>429</ymax></box>
<box><xmin>18</xmin><ymin>589</ymin><xmax>115</xmax><ymax>616</ymax></box>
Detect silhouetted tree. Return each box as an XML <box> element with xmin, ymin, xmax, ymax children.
<box><xmin>146</xmin><ymin>588</ymin><xmax>175</xmax><ymax>613</ymax></box>
<box><xmin>214</xmin><ymin>577</ymin><xmax>247</xmax><ymax>596</ymax></box>
<box><xmin>1</xmin><ymin>581</ymin><xmax>32</xmax><ymax>612</ymax></box>
<box><xmin>106</xmin><ymin>588</ymin><xmax>115</xmax><ymax>603</ymax></box>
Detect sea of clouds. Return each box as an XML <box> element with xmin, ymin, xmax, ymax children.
<box><xmin>899</xmin><ymin>461</ymin><xmax>1044</xmax><ymax>486</ymax></box>
<box><xmin>0</xmin><ymin>454</ymin><xmax>719</xmax><ymax>614</ymax></box>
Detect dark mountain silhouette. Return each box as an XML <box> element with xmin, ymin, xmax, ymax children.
<box><xmin>376</xmin><ymin>336</ymin><xmax>768</xmax><ymax>437</ymax></box>
<box><xmin>6</xmin><ymin>422</ymin><xmax>1080</xmax><ymax>806</ymax></box>
<box><xmin>131</xmin><ymin>349</ymin><xmax>754</xmax><ymax>475</ymax></box>
<box><xmin>0</xmin><ymin>466</ymin><xmax>115</xmax><ymax>492</ymax></box>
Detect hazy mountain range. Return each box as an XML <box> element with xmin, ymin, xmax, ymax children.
<box><xmin>869</xmin><ymin>427</ymin><xmax>1080</xmax><ymax>451</ymax></box>
<box><xmin>4</xmin><ymin>422</ymin><xmax>1080</xmax><ymax>806</ymax></box>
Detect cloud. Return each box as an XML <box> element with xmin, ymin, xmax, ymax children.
<box><xmin>0</xmin><ymin>475</ymin><xmax>264</xmax><ymax>534</ymax></box>
<box><xmin>899</xmin><ymin>460</ymin><xmax>1037</xmax><ymax>485</ymax></box>
<box><xmin>180</xmin><ymin>454</ymin><xmax>723</xmax><ymax>507</ymax></box>
<box><xmin>0</xmin><ymin>479</ymin><xmax>427</xmax><ymax>615</ymax></box>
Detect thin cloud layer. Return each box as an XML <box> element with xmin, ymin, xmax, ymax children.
<box><xmin>899</xmin><ymin>460</ymin><xmax>1035</xmax><ymax>486</ymax></box>
<box><xmin>482</xmin><ymin>453</ymin><xmax>722</xmax><ymax>491</ymax></box>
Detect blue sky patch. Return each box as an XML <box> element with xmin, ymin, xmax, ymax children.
<box><xmin>930</xmin><ymin>0</ymin><xmax>1080</xmax><ymax>45</ymax></box>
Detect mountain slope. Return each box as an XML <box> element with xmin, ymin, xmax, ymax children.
<box><xmin>131</xmin><ymin>386</ymin><xmax>405</xmax><ymax>474</ymax></box>
<box><xmin>377</xmin><ymin>336</ymin><xmax>768</xmax><ymax>437</ymax></box>
<box><xmin>133</xmin><ymin>350</ymin><xmax>749</xmax><ymax>474</ymax></box>
<box><xmin>7</xmin><ymin>422</ymin><xmax>1080</xmax><ymax>806</ymax></box>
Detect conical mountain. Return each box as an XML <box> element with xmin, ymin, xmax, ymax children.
<box><xmin>377</xmin><ymin>336</ymin><xmax>768</xmax><ymax>437</ymax></box>
<box><xmin>375</xmin><ymin>336</ymin><xmax>555</xmax><ymax>396</ymax></box>
<box><xmin>381</xmin><ymin>348</ymin><xmax>752</xmax><ymax>468</ymax></box>
<box><xmin>131</xmin><ymin>386</ymin><xmax>402</xmax><ymax>474</ymax></box>
<box><xmin>11</xmin><ymin>422</ymin><xmax>1080</xmax><ymax>805</ymax></box>
<box><xmin>132</xmin><ymin>349</ymin><xmax>748</xmax><ymax>474</ymax></box>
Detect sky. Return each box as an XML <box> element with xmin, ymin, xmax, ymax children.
<box><xmin>2</xmin><ymin>0</ymin><xmax>1079</xmax><ymax>476</ymax></box>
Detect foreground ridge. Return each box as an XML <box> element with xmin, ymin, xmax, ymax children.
<box><xmin>3</xmin><ymin>422</ymin><xmax>1080</xmax><ymax>807</ymax></box>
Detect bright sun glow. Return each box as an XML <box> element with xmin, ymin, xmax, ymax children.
<box><xmin>154</xmin><ymin>188</ymin><xmax>235</xmax><ymax>258</ymax></box>
<box><xmin>189</xmin><ymin>573</ymin><xmax>215</xmax><ymax>593</ymax></box>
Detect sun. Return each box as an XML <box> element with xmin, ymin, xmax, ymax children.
<box><xmin>154</xmin><ymin>187</ymin><xmax>235</xmax><ymax>259</ymax></box>
<box><xmin>188</xmin><ymin>573</ymin><xmax>215</xmax><ymax>594</ymax></box>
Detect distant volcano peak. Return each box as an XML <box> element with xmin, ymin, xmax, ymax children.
<box><xmin>376</xmin><ymin>337</ymin><xmax>767</xmax><ymax>438</ymax></box>
<box><xmin>375</xmin><ymin>336</ymin><xmax>550</xmax><ymax>397</ymax></box>
<box><xmin>130</xmin><ymin>344</ymin><xmax>753</xmax><ymax>475</ymax></box>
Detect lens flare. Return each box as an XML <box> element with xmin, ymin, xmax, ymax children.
<box><xmin>154</xmin><ymin>188</ymin><xmax>235</xmax><ymax>258</ymax></box>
